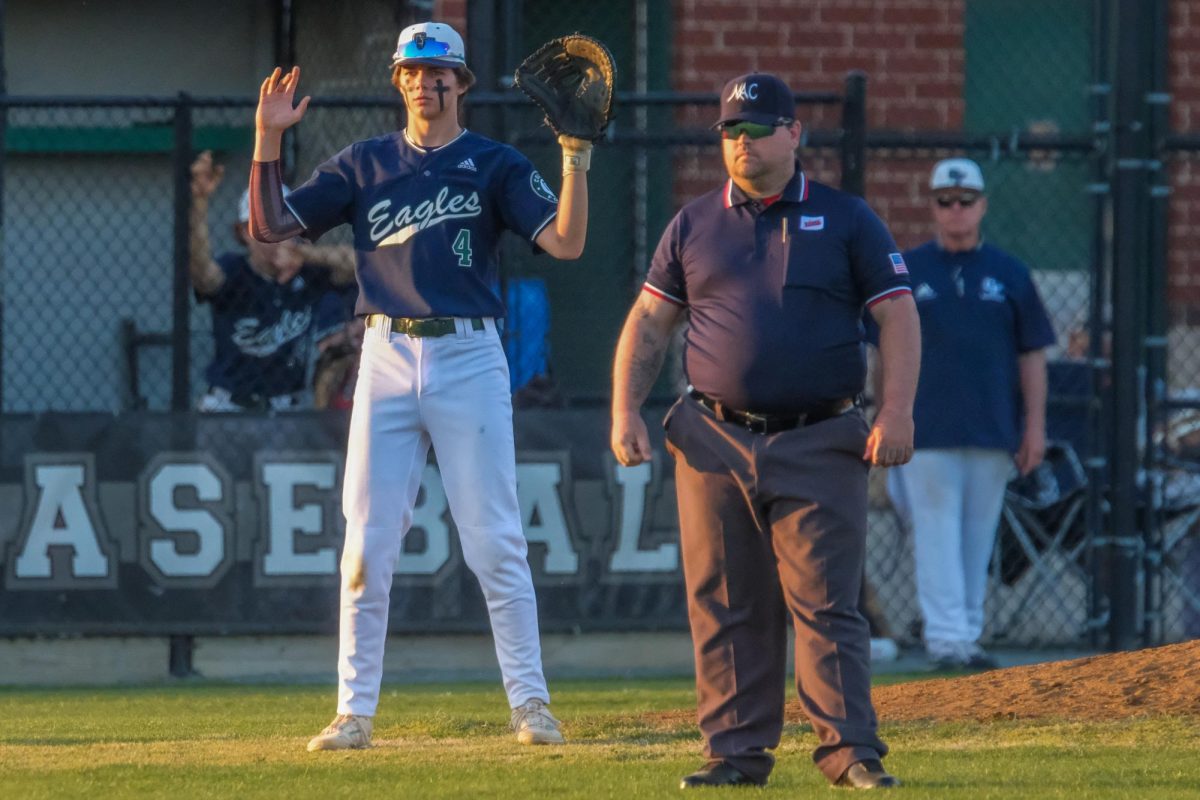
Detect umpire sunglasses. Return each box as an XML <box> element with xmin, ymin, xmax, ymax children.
<box><xmin>935</xmin><ymin>192</ymin><xmax>982</xmax><ymax>208</ymax></box>
<box><xmin>719</xmin><ymin>120</ymin><xmax>791</xmax><ymax>140</ymax></box>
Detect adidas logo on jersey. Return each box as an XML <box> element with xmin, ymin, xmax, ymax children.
<box><xmin>457</xmin><ymin>158</ymin><xmax>477</xmax><ymax>171</ymax></box>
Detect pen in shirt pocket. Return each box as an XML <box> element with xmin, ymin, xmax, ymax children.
<box><xmin>782</xmin><ymin>216</ymin><xmax>788</xmax><ymax>243</ymax></box>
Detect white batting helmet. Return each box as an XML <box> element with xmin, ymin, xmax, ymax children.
<box><xmin>390</xmin><ymin>22</ymin><xmax>467</xmax><ymax>69</ymax></box>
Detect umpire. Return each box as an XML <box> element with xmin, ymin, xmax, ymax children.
<box><xmin>611</xmin><ymin>73</ymin><xmax>920</xmax><ymax>790</ymax></box>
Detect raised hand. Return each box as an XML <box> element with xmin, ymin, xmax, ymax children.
<box><xmin>190</xmin><ymin>150</ymin><xmax>224</xmax><ymax>200</ymax></box>
<box><xmin>256</xmin><ymin>66</ymin><xmax>311</xmax><ymax>135</ymax></box>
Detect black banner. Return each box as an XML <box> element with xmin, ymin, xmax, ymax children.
<box><xmin>0</xmin><ymin>408</ymin><xmax>687</xmax><ymax>635</ymax></box>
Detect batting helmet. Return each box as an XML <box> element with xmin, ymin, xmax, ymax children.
<box><xmin>391</xmin><ymin>22</ymin><xmax>467</xmax><ymax>69</ymax></box>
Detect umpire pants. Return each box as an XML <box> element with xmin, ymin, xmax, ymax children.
<box><xmin>665</xmin><ymin>397</ymin><xmax>887</xmax><ymax>784</ymax></box>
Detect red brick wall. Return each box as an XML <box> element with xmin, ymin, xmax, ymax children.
<box><xmin>1169</xmin><ymin>0</ymin><xmax>1200</xmax><ymax>315</ymax></box>
<box><xmin>671</xmin><ymin>0</ymin><xmax>966</xmax><ymax>248</ymax></box>
<box><xmin>433</xmin><ymin>1</ymin><xmax>467</xmax><ymax>33</ymax></box>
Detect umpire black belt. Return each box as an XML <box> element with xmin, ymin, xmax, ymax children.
<box><xmin>367</xmin><ymin>314</ymin><xmax>485</xmax><ymax>338</ymax></box>
<box><xmin>688</xmin><ymin>388</ymin><xmax>854</xmax><ymax>435</ymax></box>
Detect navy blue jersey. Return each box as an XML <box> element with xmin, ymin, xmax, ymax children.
<box><xmin>645</xmin><ymin>167</ymin><xmax>911</xmax><ymax>413</ymax></box>
<box><xmin>202</xmin><ymin>252</ymin><xmax>335</xmax><ymax>398</ymax></box>
<box><xmin>285</xmin><ymin>129</ymin><xmax>558</xmax><ymax>319</ymax></box>
<box><xmin>869</xmin><ymin>240</ymin><xmax>1056</xmax><ymax>452</ymax></box>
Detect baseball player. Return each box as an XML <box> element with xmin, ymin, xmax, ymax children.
<box><xmin>874</xmin><ymin>158</ymin><xmax>1055</xmax><ymax>671</ymax></box>
<box><xmin>246</xmin><ymin>22</ymin><xmax>591</xmax><ymax>750</ymax></box>
<box><xmin>188</xmin><ymin>151</ymin><xmax>355</xmax><ymax>411</ymax></box>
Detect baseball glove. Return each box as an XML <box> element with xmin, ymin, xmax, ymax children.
<box><xmin>514</xmin><ymin>34</ymin><xmax>616</xmax><ymax>141</ymax></box>
<box><xmin>312</xmin><ymin>342</ymin><xmax>358</xmax><ymax>410</ymax></box>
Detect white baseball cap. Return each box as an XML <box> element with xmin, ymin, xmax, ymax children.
<box><xmin>930</xmin><ymin>158</ymin><xmax>985</xmax><ymax>192</ymax></box>
<box><xmin>390</xmin><ymin>22</ymin><xmax>467</xmax><ymax>69</ymax></box>
<box><xmin>239</xmin><ymin>185</ymin><xmax>291</xmax><ymax>224</ymax></box>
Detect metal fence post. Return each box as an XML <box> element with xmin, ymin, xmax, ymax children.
<box><xmin>840</xmin><ymin>71</ymin><xmax>867</xmax><ymax>197</ymax></box>
<box><xmin>1085</xmin><ymin>0</ymin><xmax>1113</xmax><ymax>650</ymax></box>
<box><xmin>0</xmin><ymin>0</ymin><xmax>7</xmax><ymax>413</ymax></box>
<box><xmin>1107</xmin><ymin>0</ymin><xmax>1154</xmax><ymax>651</ymax></box>
<box><xmin>171</xmin><ymin>93</ymin><xmax>193</xmax><ymax>412</ymax></box>
<box><xmin>1142</xmin><ymin>0</ymin><xmax>1172</xmax><ymax>646</ymax></box>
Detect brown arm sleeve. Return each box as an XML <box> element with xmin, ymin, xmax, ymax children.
<box><xmin>248</xmin><ymin>159</ymin><xmax>305</xmax><ymax>242</ymax></box>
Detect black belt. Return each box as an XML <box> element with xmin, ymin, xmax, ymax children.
<box><xmin>368</xmin><ymin>314</ymin><xmax>485</xmax><ymax>337</ymax></box>
<box><xmin>688</xmin><ymin>388</ymin><xmax>854</xmax><ymax>435</ymax></box>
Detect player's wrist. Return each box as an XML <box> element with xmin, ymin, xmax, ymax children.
<box><xmin>559</xmin><ymin>135</ymin><xmax>592</xmax><ymax>175</ymax></box>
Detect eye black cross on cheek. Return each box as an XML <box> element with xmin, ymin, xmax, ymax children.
<box><xmin>434</xmin><ymin>79</ymin><xmax>450</xmax><ymax>111</ymax></box>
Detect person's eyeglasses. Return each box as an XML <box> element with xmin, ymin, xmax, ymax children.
<box><xmin>720</xmin><ymin>121</ymin><xmax>787</xmax><ymax>140</ymax></box>
<box><xmin>935</xmin><ymin>193</ymin><xmax>981</xmax><ymax>208</ymax></box>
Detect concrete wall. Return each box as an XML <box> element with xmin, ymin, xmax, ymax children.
<box><xmin>6</xmin><ymin>0</ymin><xmax>277</xmax><ymax>95</ymax></box>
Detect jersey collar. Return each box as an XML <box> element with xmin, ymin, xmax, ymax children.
<box><xmin>724</xmin><ymin>161</ymin><xmax>808</xmax><ymax>209</ymax></box>
<box><xmin>402</xmin><ymin>127</ymin><xmax>469</xmax><ymax>153</ymax></box>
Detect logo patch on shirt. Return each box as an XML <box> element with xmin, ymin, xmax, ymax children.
<box><xmin>888</xmin><ymin>252</ymin><xmax>909</xmax><ymax>275</ymax></box>
<box><xmin>530</xmin><ymin>170</ymin><xmax>558</xmax><ymax>203</ymax></box>
<box><xmin>980</xmin><ymin>276</ymin><xmax>1007</xmax><ymax>302</ymax></box>
<box><xmin>800</xmin><ymin>215</ymin><xmax>825</xmax><ymax>231</ymax></box>
<box><xmin>456</xmin><ymin>157</ymin><xmax>477</xmax><ymax>171</ymax></box>
<box><xmin>914</xmin><ymin>282</ymin><xmax>937</xmax><ymax>302</ymax></box>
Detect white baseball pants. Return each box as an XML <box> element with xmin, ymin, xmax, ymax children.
<box><xmin>888</xmin><ymin>449</ymin><xmax>1013</xmax><ymax>649</ymax></box>
<box><xmin>336</xmin><ymin>317</ymin><xmax>549</xmax><ymax>716</ymax></box>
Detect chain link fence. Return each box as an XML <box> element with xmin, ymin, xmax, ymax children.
<box><xmin>0</xmin><ymin>87</ymin><xmax>858</xmax><ymax>415</ymax></box>
<box><xmin>1153</xmin><ymin>146</ymin><xmax>1200</xmax><ymax>644</ymax></box>
<box><xmin>1</xmin><ymin>94</ymin><xmax>1116</xmax><ymax>647</ymax></box>
<box><xmin>859</xmin><ymin>143</ymin><xmax>1103</xmax><ymax>648</ymax></box>
<box><xmin>8</xmin><ymin>0</ymin><xmax>1198</xmax><ymax>649</ymax></box>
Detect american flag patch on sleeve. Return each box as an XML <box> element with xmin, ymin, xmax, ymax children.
<box><xmin>889</xmin><ymin>252</ymin><xmax>909</xmax><ymax>275</ymax></box>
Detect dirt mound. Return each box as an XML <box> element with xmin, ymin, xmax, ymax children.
<box><xmin>643</xmin><ymin>641</ymin><xmax>1200</xmax><ymax>728</ymax></box>
<box><xmin>862</xmin><ymin>640</ymin><xmax>1200</xmax><ymax>723</ymax></box>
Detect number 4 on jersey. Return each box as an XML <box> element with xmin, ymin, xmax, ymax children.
<box><xmin>452</xmin><ymin>229</ymin><xmax>473</xmax><ymax>267</ymax></box>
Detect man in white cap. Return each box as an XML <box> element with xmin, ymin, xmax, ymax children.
<box><xmin>870</xmin><ymin>158</ymin><xmax>1055</xmax><ymax>670</ymax></box>
<box><xmin>246</xmin><ymin>21</ymin><xmax>592</xmax><ymax>750</ymax></box>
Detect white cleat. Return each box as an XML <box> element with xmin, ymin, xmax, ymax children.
<box><xmin>306</xmin><ymin>713</ymin><xmax>373</xmax><ymax>751</ymax></box>
<box><xmin>510</xmin><ymin>698</ymin><xmax>565</xmax><ymax>745</ymax></box>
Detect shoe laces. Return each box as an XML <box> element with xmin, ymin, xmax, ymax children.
<box><xmin>323</xmin><ymin>713</ymin><xmax>359</xmax><ymax>735</ymax></box>
<box><xmin>511</xmin><ymin>699</ymin><xmax>559</xmax><ymax>731</ymax></box>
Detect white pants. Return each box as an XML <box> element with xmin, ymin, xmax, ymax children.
<box><xmin>337</xmin><ymin>317</ymin><xmax>548</xmax><ymax>716</ymax></box>
<box><xmin>889</xmin><ymin>449</ymin><xmax>1013</xmax><ymax>650</ymax></box>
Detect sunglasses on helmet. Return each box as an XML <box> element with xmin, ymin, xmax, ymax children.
<box><xmin>935</xmin><ymin>193</ymin><xmax>981</xmax><ymax>208</ymax></box>
<box><xmin>720</xmin><ymin>120</ymin><xmax>790</xmax><ymax>140</ymax></box>
<box><xmin>398</xmin><ymin>37</ymin><xmax>454</xmax><ymax>60</ymax></box>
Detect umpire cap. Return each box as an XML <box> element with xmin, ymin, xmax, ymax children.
<box><xmin>713</xmin><ymin>73</ymin><xmax>796</xmax><ymax>128</ymax></box>
<box><xmin>391</xmin><ymin>22</ymin><xmax>467</xmax><ymax>69</ymax></box>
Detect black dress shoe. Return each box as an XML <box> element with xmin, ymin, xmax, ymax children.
<box><xmin>679</xmin><ymin>761</ymin><xmax>766</xmax><ymax>789</ymax></box>
<box><xmin>835</xmin><ymin>759</ymin><xmax>900</xmax><ymax>789</ymax></box>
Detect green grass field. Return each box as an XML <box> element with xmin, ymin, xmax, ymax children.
<box><xmin>1</xmin><ymin>676</ymin><xmax>1197</xmax><ymax>799</ymax></box>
